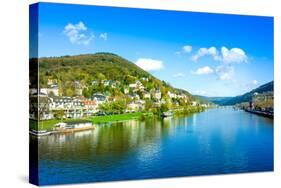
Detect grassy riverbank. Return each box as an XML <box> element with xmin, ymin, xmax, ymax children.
<box><xmin>90</xmin><ymin>112</ymin><xmax>153</xmax><ymax>124</ymax></box>
<box><xmin>29</xmin><ymin>112</ymin><xmax>153</xmax><ymax>130</ymax></box>
<box><xmin>30</xmin><ymin>108</ymin><xmax>206</xmax><ymax>131</ymax></box>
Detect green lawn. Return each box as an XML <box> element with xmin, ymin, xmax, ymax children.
<box><xmin>90</xmin><ymin>112</ymin><xmax>150</xmax><ymax>124</ymax></box>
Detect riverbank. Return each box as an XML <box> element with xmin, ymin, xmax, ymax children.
<box><xmin>30</xmin><ymin>119</ymin><xmax>89</xmax><ymax>131</ymax></box>
<box><xmin>244</xmin><ymin>109</ymin><xmax>273</xmax><ymax>118</ymax></box>
<box><xmin>30</xmin><ymin>107</ymin><xmax>205</xmax><ymax>131</ymax></box>
<box><xmin>90</xmin><ymin>112</ymin><xmax>153</xmax><ymax>124</ymax></box>
<box><xmin>29</xmin><ymin>112</ymin><xmax>153</xmax><ymax>130</ymax></box>
<box><xmin>173</xmin><ymin>106</ymin><xmax>205</xmax><ymax>116</ymax></box>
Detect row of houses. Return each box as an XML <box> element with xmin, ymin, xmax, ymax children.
<box><xmin>29</xmin><ymin>93</ymin><xmax>108</xmax><ymax>120</ymax></box>
<box><xmin>30</xmin><ymin>77</ymin><xmax>200</xmax><ymax>120</ymax></box>
<box><xmin>249</xmin><ymin>91</ymin><xmax>274</xmax><ymax>112</ymax></box>
<box><xmin>34</xmin><ymin>78</ymin><xmax>190</xmax><ymax>101</ymax></box>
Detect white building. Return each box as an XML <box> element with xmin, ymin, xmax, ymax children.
<box><xmin>153</xmin><ymin>89</ymin><xmax>162</xmax><ymax>100</ymax></box>
<box><xmin>167</xmin><ymin>91</ymin><xmax>177</xmax><ymax>99</ymax></box>
<box><xmin>129</xmin><ymin>81</ymin><xmax>144</xmax><ymax>91</ymax></box>
<box><xmin>123</xmin><ymin>87</ymin><xmax>129</xmax><ymax>94</ymax></box>
<box><xmin>143</xmin><ymin>92</ymin><xmax>151</xmax><ymax>99</ymax></box>
<box><xmin>128</xmin><ymin>93</ymin><xmax>140</xmax><ymax>100</ymax></box>
<box><xmin>191</xmin><ymin>101</ymin><xmax>198</xmax><ymax>106</ymax></box>
<box><xmin>92</xmin><ymin>93</ymin><xmax>107</xmax><ymax>105</ymax></box>
<box><xmin>127</xmin><ymin>101</ymin><xmax>144</xmax><ymax>112</ymax></box>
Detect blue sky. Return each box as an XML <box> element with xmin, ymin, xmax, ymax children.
<box><xmin>34</xmin><ymin>3</ymin><xmax>274</xmax><ymax>97</ymax></box>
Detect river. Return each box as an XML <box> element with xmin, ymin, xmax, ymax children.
<box><xmin>31</xmin><ymin>107</ymin><xmax>273</xmax><ymax>185</ymax></box>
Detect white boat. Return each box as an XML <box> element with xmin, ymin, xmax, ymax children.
<box><xmin>29</xmin><ymin>130</ymin><xmax>51</xmax><ymax>136</ymax></box>
<box><xmin>161</xmin><ymin>111</ymin><xmax>173</xmax><ymax>118</ymax></box>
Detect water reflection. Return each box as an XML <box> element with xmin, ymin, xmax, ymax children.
<box><xmin>34</xmin><ymin>108</ymin><xmax>273</xmax><ymax>185</ymax></box>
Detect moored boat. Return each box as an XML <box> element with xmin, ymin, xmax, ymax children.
<box><xmin>161</xmin><ymin>111</ymin><xmax>173</xmax><ymax>118</ymax></box>
<box><xmin>29</xmin><ymin>129</ymin><xmax>52</xmax><ymax>136</ymax></box>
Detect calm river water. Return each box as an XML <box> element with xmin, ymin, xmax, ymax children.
<box><xmin>32</xmin><ymin>107</ymin><xmax>273</xmax><ymax>185</ymax></box>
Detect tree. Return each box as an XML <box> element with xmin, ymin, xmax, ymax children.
<box><xmin>82</xmin><ymin>88</ymin><xmax>91</xmax><ymax>98</ymax></box>
<box><xmin>124</xmin><ymin>75</ymin><xmax>136</xmax><ymax>84</ymax></box>
<box><xmin>97</xmin><ymin>73</ymin><xmax>106</xmax><ymax>81</ymax></box>
<box><xmin>112</xmin><ymin>100</ymin><xmax>127</xmax><ymax>113</ymax></box>
<box><xmin>145</xmin><ymin>100</ymin><xmax>153</xmax><ymax>111</ymax></box>
<box><xmin>65</xmin><ymin>88</ymin><xmax>74</xmax><ymax>97</ymax></box>
<box><xmin>53</xmin><ymin>109</ymin><xmax>65</xmax><ymax>120</ymax></box>
<box><xmin>160</xmin><ymin>103</ymin><xmax>169</xmax><ymax>113</ymax></box>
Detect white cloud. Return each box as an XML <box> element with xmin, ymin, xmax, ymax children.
<box><xmin>192</xmin><ymin>47</ymin><xmax>219</xmax><ymax>62</ymax></box>
<box><xmin>192</xmin><ymin>46</ymin><xmax>248</xmax><ymax>64</ymax></box>
<box><xmin>176</xmin><ymin>45</ymin><xmax>192</xmax><ymax>55</ymax></box>
<box><xmin>220</xmin><ymin>46</ymin><xmax>248</xmax><ymax>64</ymax></box>
<box><xmin>135</xmin><ymin>58</ymin><xmax>164</xmax><ymax>71</ymax></box>
<box><xmin>193</xmin><ymin>66</ymin><xmax>214</xmax><ymax>75</ymax></box>
<box><xmin>215</xmin><ymin>65</ymin><xmax>234</xmax><ymax>80</ymax></box>
<box><xmin>63</xmin><ymin>21</ymin><xmax>94</xmax><ymax>45</ymax></box>
<box><xmin>183</xmin><ymin>45</ymin><xmax>192</xmax><ymax>53</ymax></box>
<box><xmin>99</xmin><ymin>33</ymin><xmax>108</xmax><ymax>41</ymax></box>
<box><xmin>173</xmin><ymin>73</ymin><xmax>185</xmax><ymax>77</ymax></box>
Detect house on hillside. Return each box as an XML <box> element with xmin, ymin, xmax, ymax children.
<box><xmin>143</xmin><ymin>91</ymin><xmax>151</xmax><ymax>99</ymax></box>
<box><xmin>167</xmin><ymin>91</ymin><xmax>177</xmax><ymax>99</ymax></box>
<box><xmin>74</xmin><ymin>81</ymin><xmax>85</xmax><ymax>96</ymax></box>
<box><xmin>92</xmin><ymin>93</ymin><xmax>107</xmax><ymax>104</ymax></box>
<box><xmin>81</xmin><ymin>99</ymin><xmax>98</xmax><ymax>116</ymax></box>
<box><xmin>47</xmin><ymin>78</ymin><xmax>57</xmax><ymax>86</ymax></box>
<box><xmin>127</xmin><ymin>100</ymin><xmax>145</xmax><ymax>112</ymax></box>
<box><xmin>191</xmin><ymin>101</ymin><xmax>198</xmax><ymax>106</ymax></box>
<box><xmin>91</xmin><ymin>80</ymin><xmax>98</xmax><ymax>86</ymax></box>
<box><xmin>141</xmin><ymin>77</ymin><xmax>149</xmax><ymax>82</ymax></box>
<box><xmin>128</xmin><ymin>93</ymin><xmax>140</xmax><ymax>100</ymax></box>
<box><xmin>152</xmin><ymin>89</ymin><xmax>162</xmax><ymax>100</ymax></box>
<box><xmin>129</xmin><ymin>80</ymin><xmax>145</xmax><ymax>92</ymax></box>
<box><xmin>123</xmin><ymin>87</ymin><xmax>129</xmax><ymax>94</ymax></box>
<box><xmin>53</xmin><ymin>97</ymin><xmax>84</xmax><ymax>119</ymax></box>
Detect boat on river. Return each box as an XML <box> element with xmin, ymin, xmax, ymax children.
<box><xmin>53</xmin><ymin>120</ymin><xmax>95</xmax><ymax>133</ymax></box>
<box><xmin>29</xmin><ymin>129</ymin><xmax>52</xmax><ymax>136</ymax></box>
<box><xmin>161</xmin><ymin>111</ymin><xmax>173</xmax><ymax>118</ymax></box>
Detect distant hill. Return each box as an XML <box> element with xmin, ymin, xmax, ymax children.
<box><xmin>35</xmin><ymin>52</ymin><xmax>194</xmax><ymax>100</ymax></box>
<box><xmin>199</xmin><ymin>81</ymin><xmax>273</xmax><ymax>106</ymax></box>
<box><xmin>195</xmin><ymin>96</ymin><xmax>232</xmax><ymax>105</ymax></box>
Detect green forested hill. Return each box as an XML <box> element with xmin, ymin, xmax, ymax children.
<box><xmin>201</xmin><ymin>81</ymin><xmax>273</xmax><ymax>105</ymax></box>
<box><xmin>39</xmin><ymin>53</ymin><xmax>149</xmax><ymax>84</ymax></box>
<box><xmin>36</xmin><ymin>52</ymin><xmax>193</xmax><ymax>99</ymax></box>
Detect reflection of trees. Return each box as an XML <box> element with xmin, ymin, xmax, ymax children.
<box><xmin>37</xmin><ymin>119</ymin><xmax>162</xmax><ymax>160</ymax></box>
<box><xmin>36</xmin><ymin>117</ymin><xmax>193</xmax><ymax>167</ymax></box>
